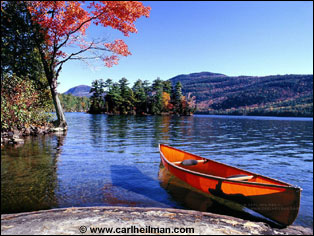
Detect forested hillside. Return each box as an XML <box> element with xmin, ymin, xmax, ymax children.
<box><xmin>170</xmin><ymin>72</ymin><xmax>313</xmax><ymax>117</ymax></box>
<box><xmin>61</xmin><ymin>72</ymin><xmax>313</xmax><ymax>117</ymax></box>
<box><xmin>59</xmin><ymin>94</ymin><xmax>90</xmax><ymax>112</ymax></box>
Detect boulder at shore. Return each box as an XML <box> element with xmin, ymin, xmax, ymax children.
<box><xmin>1</xmin><ymin>206</ymin><xmax>312</xmax><ymax>235</ymax></box>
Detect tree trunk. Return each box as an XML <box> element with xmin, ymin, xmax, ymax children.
<box><xmin>50</xmin><ymin>87</ymin><xmax>67</xmax><ymax>128</ymax></box>
<box><xmin>29</xmin><ymin>14</ymin><xmax>67</xmax><ymax>129</ymax></box>
<box><xmin>49</xmin><ymin>76</ymin><xmax>67</xmax><ymax>128</ymax></box>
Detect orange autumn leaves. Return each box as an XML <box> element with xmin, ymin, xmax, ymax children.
<box><xmin>27</xmin><ymin>1</ymin><xmax>150</xmax><ymax>67</ymax></box>
<box><xmin>161</xmin><ymin>92</ymin><xmax>196</xmax><ymax>114</ymax></box>
<box><xmin>104</xmin><ymin>40</ymin><xmax>131</xmax><ymax>67</ymax></box>
<box><xmin>162</xmin><ymin>92</ymin><xmax>173</xmax><ymax>111</ymax></box>
<box><xmin>89</xmin><ymin>1</ymin><xmax>150</xmax><ymax>36</ymax></box>
<box><xmin>27</xmin><ymin>2</ymin><xmax>90</xmax><ymax>47</ymax></box>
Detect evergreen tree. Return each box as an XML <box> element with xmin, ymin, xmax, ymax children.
<box><xmin>89</xmin><ymin>79</ymin><xmax>105</xmax><ymax>113</ymax></box>
<box><xmin>1</xmin><ymin>1</ymin><xmax>51</xmax><ymax>109</ymax></box>
<box><xmin>163</xmin><ymin>81</ymin><xmax>172</xmax><ymax>94</ymax></box>
<box><xmin>118</xmin><ymin>77</ymin><xmax>135</xmax><ymax>114</ymax></box>
<box><xmin>173</xmin><ymin>82</ymin><xmax>183</xmax><ymax>114</ymax></box>
<box><xmin>133</xmin><ymin>79</ymin><xmax>147</xmax><ymax>114</ymax></box>
<box><xmin>104</xmin><ymin>79</ymin><xmax>113</xmax><ymax>92</ymax></box>
<box><xmin>1</xmin><ymin>1</ymin><xmax>44</xmax><ymax>83</ymax></box>
<box><xmin>151</xmin><ymin>78</ymin><xmax>164</xmax><ymax>114</ymax></box>
<box><xmin>119</xmin><ymin>78</ymin><xmax>129</xmax><ymax>98</ymax></box>
<box><xmin>142</xmin><ymin>80</ymin><xmax>151</xmax><ymax>113</ymax></box>
<box><xmin>106</xmin><ymin>83</ymin><xmax>122</xmax><ymax>114</ymax></box>
<box><xmin>143</xmin><ymin>80</ymin><xmax>151</xmax><ymax>94</ymax></box>
<box><xmin>152</xmin><ymin>77</ymin><xmax>163</xmax><ymax>92</ymax></box>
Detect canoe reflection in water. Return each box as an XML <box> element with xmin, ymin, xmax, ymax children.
<box><xmin>158</xmin><ymin>163</ymin><xmax>279</xmax><ymax>226</ymax></box>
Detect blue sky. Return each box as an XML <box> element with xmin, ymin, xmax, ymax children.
<box><xmin>58</xmin><ymin>1</ymin><xmax>313</xmax><ymax>93</ymax></box>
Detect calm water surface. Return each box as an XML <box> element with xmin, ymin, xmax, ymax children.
<box><xmin>1</xmin><ymin>113</ymin><xmax>313</xmax><ymax>227</ymax></box>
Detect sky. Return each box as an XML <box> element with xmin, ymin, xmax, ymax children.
<box><xmin>58</xmin><ymin>1</ymin><xmax>313</xmax><ymax>93</ymax></box>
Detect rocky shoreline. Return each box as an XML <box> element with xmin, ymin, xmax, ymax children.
<box><xmin>1</xmin><ymin>125</ymin><xmax>67</xmax><ymax>146</ymax></box>
<box><xmin>1</xmin><ymin>206</ymin><xmax>312</xmax><ymax>235</ymax></box>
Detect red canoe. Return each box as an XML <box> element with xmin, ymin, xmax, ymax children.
<box><xmin>159</xmin><ymin>144</ymin><xmax>301</xmax><ymax>226</ymax></box>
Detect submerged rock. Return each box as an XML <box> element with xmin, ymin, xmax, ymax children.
<box><xmin>12</xmin><ymin>138</ymin><xmax>24</xmax><ymax>144</ymax></box>
<box><xmin>1</xmin><ymin>137</ymin><xmax>10</xmax><ymax>144</ymax></box>
<box><xmin>22</xmin><ymin>127</ymin><xmax>31</xmax><ymax>136</ymax></box>
<box><xmin>1</xmin><ymin>206</ymin><xmax>312</xmax><ymax>235</ymax></box>
<box><xmin>7</xmin><ymin>132</ymin><xmax>14</xmax><ymax>138</ymax></box>
<box><xmin>50</xmin><ymin>127</ymin><xmax>67</xmax><ymax>133</ymax></box>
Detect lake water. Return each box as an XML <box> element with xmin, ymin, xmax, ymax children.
<box><xmin>1</xmin><ymin>113</ymin><xmax>313</xmax><ymax>228</ymax></box>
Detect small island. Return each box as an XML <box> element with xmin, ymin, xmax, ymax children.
<box><xmin>87</xmin><ymin>77</ymin><xmax>196</xmax><ymax>116</ymax></box>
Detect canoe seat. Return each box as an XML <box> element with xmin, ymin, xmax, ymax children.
<box><xmin>181</xmin><ymin>159</ymin><xmax>198</xmax><ymax>166</ymax></box>
<box><xmin>227</xmin><ymin>174</ymin><xmax>254</xmax><ymax>181</ymax></box>
<box><xmin>173</xmin><ymin>159</ymin><xmax>207</xmax><ymax>166</ymax></box>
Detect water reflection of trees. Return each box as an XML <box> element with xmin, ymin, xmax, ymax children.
<box><xmin>129</xmin><ymin>116</ymin><xmax>150</xmax><ymax>148</ymax></box>
<box><xmin>152</xmin><ymin>115</ymin><xmax>176</xmax><ymax>147</ymax></box>
<box><xmin>162</xmin><ymin>116</ymin><xmax>195</xmax><ymax>147</ymax></box>
<box><xmin>168</xmin><ymin>116</ymin><xmax>181</xmax><ymax>140</ymax></box>
<box><xmin>148</xmin><ymin>115</ymin><xmax>196</xmax><ymax>148</ymax></box>
<box><xmin>54</xmin><ymin>132</ymin><xmax>67</xmax><ymax>161</ymax></box>
<box><xmin>105</xmin><ymin>115</ymin><xmax>130</xmax><ymax>153</ymax></box>
<box><xmin>89</xmin><ymin>114</ymin><xmax>104</xmax><ymax>148</ymax></box>
<box><xmin>107</xmin><ymin>115</ymin><xmax>129</xmax><ymax>139</ymax></box>
<box><xmin>1</xmin><ymin>132</ymin><xmax>66</xmax><ymax>213</ymax></box>
<box><xmin>88</xmin><ymin>114</ymin><xmax>200</xmax><ymax>151</ymax></box>
<box><xmin>161</xmin><ymin>116</ymin><xmax>171</xmax><ymax>141</ymax></box>
<box><xmin>152</xmin><ymin>116</ymin><xmax>163</xmax><ymax>147</ymax></box>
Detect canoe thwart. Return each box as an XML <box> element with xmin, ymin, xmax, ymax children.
<box><xmin>173</xmin><ymin>159</ymin><xmax>208</xmax><ymax>166</ymax></box>
<box><xmin>227</xmin><ymin>174</ymin><xmax>254</xmax><ymax>181</ymax></box>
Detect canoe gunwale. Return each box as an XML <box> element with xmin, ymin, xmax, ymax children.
<box><xmin>159</xmin><ymin>144</ymin><xmax>301</xmax><ymax>191</ymax></box>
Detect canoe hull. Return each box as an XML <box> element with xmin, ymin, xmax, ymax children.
<box><xmin>159</xmin><ymin>144</ymin><xmax>301</xmax><ymax>226</ymax></box>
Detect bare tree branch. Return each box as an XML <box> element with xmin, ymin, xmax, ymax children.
<box><xmin>56</xmin><ymin>10</ymin><xmax>107</xmax><ymax>51</ymax></box>
<box><xmin>56</xmin><ymin>41</ymin><xmax>95</xmax><ymax>66</ymax></box>
<box><xmin>68</xmin><ymin>56</ymin><xmax>103</xmax><ymax>60</ymax></box>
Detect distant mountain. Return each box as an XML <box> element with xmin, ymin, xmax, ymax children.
<box><xmin>63</xmin><ymin>85</ymin><xmax>93</xmax><ymax>97</ymax></box>
<box><xmin>62</xmin><ymin>72</ymin><xmax>313</xmax><ymax>117</ymax></box>
<box><xmin>169</xmin><ymin>72</ymin><xmax>313</xmax><ymax>117</ymax></box>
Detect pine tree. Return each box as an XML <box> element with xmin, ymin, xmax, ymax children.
<box><xmin>89</xmin><ymin>79</ymin><xmax>105</xmax><ymax>113</ymax></box>
<box><xmin>151</xmin><ymin>78</ymin><xmax>164</xmax><ymax>114</ymax></box>
<box><xmin>173</xmin><ymin>82</ymin><xmax>183</xmax><ymax>114</ymax></box>
<box><xmin>133</xmin><ymin>79</ymin><xmax>147</xmax><ymax>114</ymax></box>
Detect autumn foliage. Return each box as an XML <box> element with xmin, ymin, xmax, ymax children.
<box><xmin>27</xmin><ymin>1</ymin><xmax>151</xmax><ymax>68</ymax></box>
<box><xmin>23</xmin><ymin>1</ymin><xmax>151</xmax><ymax>127</ymax></box>
<box><xmin>1</xmin><ymin>74</ymin><xmax>53</xmax><ymax>130</ymax></box>
<box><xmin>162</xmin><ymin>92</ymin><xmax>172</xmax><ymax>110</ymax></box>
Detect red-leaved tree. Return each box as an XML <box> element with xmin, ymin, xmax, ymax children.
<box><xmin>26</xmin><ymin>1</ymin><xmax>150</xmax><ymax>128</ymax></box>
